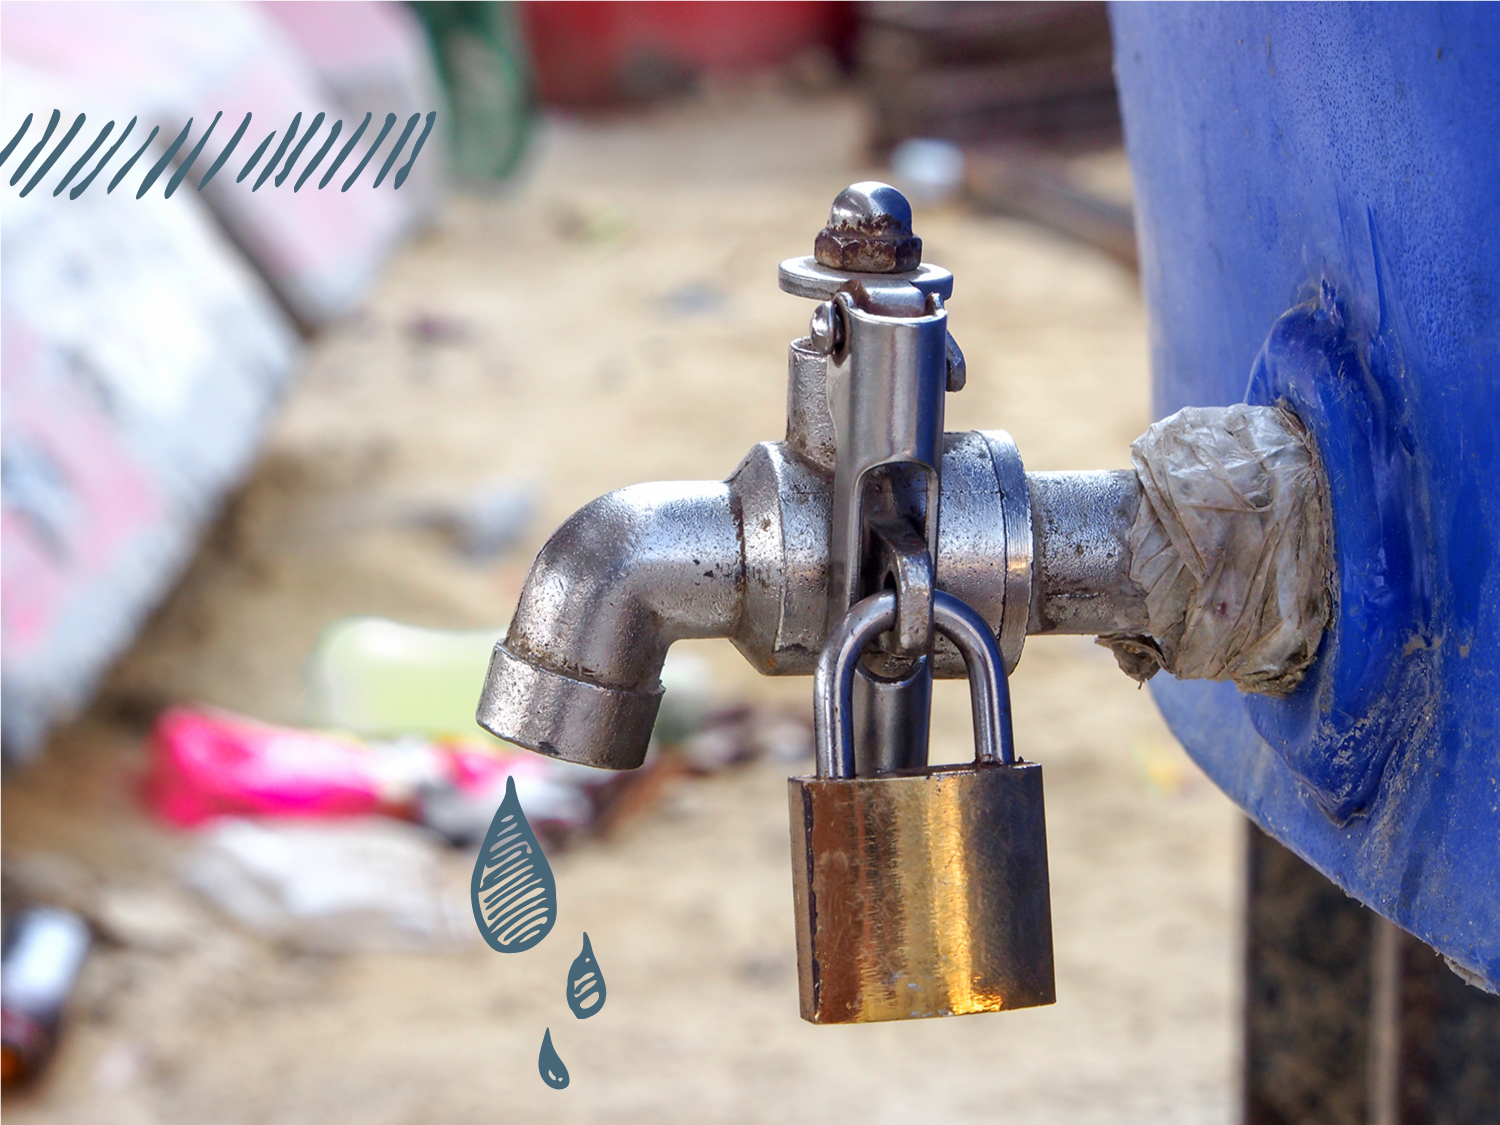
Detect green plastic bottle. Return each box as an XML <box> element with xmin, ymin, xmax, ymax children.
<box><xmin>307</xmin><ymin>617</ymin><xmax>504</xmax><ymax>738</ymax></box>
<box><xmin>306</xmin><ymin>616</ymin><xmax>712</xmax><ymax>745</ymax></box>
<box><xmin>409</xmin><ymin>1</ymin><xmax>535</xmax><ymax>185</ymax></box>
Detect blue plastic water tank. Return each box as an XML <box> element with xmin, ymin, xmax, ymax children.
<box><xmin>1110</xmin><ymin>3</ymin><xmax>1500</xmax><ymax>988</ymax></box>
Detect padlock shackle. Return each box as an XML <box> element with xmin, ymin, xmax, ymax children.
<box><xmin>815</xmin><ymin>589</ymin><xmax>1016</xmax><ymax>779</ymax></box>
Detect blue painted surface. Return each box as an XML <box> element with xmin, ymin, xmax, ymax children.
<box><xmin>1241</xmin><ymin>283</ymin><xmax>1433</xmax><ymax>824</ymax></box>
<box><xmin>1111</xmin><ymin>3</ymin><xmax>1500</xmax><ymax>987</ymax></box>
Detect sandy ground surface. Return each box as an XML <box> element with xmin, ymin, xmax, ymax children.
<box><xmin>4</xmin><ymin>92</ymin><xmax>1244</xmax><ymax>1124</ymax></box>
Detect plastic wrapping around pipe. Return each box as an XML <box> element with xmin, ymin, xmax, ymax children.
<box><xmin>1099</xmin><ymin>404</ymin><xmax>1331</xmax><ymax>695</ymax></box>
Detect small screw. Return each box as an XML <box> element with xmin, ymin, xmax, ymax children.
<box><xmin>808</xmin><ymin>300</ymin><xmax>845</xmax><ymax>355</ymax></box>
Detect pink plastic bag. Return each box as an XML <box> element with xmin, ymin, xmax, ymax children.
<box><xmin>145</xmin><ymin>706</ymin><xmax>541</xmax><ymax>828</ymax></box>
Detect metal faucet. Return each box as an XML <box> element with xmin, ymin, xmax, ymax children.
<box><xmin>476</xmin><ymin>180</ymin><xmax>1331</xmax><ymax>1024</ymax></box>
<box><xmin>478</xmin><ymin>182</ymin><xmax>1169</xmax><ymax>775</ymax></box>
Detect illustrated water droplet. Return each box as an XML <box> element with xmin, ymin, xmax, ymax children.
<box><xmin>566</xmin><ymin>931</ymin><xmax>606</xmax><ymax>1019</ymax></box>
<box><xmin>471</xmin><ymin>775</ymin><xmax>557</xmax><ymax>952</ymax></box>
<box><xmin>538</xmin><ymin>1027</ymin><xmax>569</xmax><ymax>1089</ymax></box>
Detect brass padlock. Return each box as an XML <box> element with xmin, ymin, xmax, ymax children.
<box><xmin>788</xmin><ymin>589</ymin><xmax>1055</xmax><ymax>1024</ymax></box>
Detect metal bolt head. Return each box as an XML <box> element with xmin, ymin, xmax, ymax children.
<box><xmin>808</xmin><ymin>300</ymin><xmax>844</xmax><ymax>355</ymax></box>
<box><xmin>814</xmin><ymin>181</ymin><xmax>923</xmax><ymax>274</ymax></box>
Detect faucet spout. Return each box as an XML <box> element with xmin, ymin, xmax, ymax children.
<box><xmin>477</xmin><ymin>480</ymin><xmax>743</xmax><ymax>770</ymax></box>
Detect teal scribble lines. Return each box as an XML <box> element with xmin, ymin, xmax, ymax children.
<box><xmin>467</xmin><ymin>779</ymin><xmax>614</xmax><ymax>1089</ymax></box>
<box><xmin>538</xmin><ymin>1028</ymin><xmax>569</xmax><ymax>1089</ymax></box>
<box><xmin>470</xmin><ymin>776</ymin><xmax>558</xmax><ymax>953</ymax></box>
<box><xmin>0</xmin><ymin>109</ymin><xmax>437</xmax><ymax>199</ymax></box>
<box><xmin>566</xmin><ymin>933</ymin><xmax>606</xmax><ymax>1019</ymax></box>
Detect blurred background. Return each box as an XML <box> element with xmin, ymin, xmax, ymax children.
<box><xmin>1</xmin><ymin>4</ymin><xmax>1241</xmax><ymax>1122</ymax></box>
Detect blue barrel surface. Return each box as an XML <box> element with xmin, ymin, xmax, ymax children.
<box><xmin>1111</xmin><ymin>3</ymin><xmax>1500</xmax><ymax>988</ymax></box>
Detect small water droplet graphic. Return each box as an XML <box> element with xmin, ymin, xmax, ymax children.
<box><xmin>538</xmin><ymin>1028</ymin><xmax>569</xmax><ymax>1089</ymax></box>
<box><xmin>566</xmin><ymin>932</ymin><xmax>607</xmax><ymax>1019</ymax></box>
<box><xmin>471</xmin><ymin>776</ymin><xmax>557</xmax><ymax>952</ymax></box>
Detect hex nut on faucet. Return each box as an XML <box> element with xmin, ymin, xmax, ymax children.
<box><xmin>814</xmin><ymin>181</ymin><xmax>923</xmax><ymax>274</ymax></box>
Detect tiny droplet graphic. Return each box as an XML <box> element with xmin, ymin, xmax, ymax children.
<box><xmin>471</xmin><ymin>776</ymin><xmax>557</xmax><ymax>952</ymax></box>
<box><xmin>566</xmin><ymin>932</ymin><xmax>606</xmax><ymax>1019</ymax></box>
<box><xmin>538</xmin><ymin>1028</ymin><xmax>569</xmax><ymax>1089</ymax></box>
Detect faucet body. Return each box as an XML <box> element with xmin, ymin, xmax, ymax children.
<box><xmin>478</xmin><ymin>344</ymin><xmax>1145</xmax><ymax>770</ymax></box>
<box><xmin>478</xmin><ymin>184</ymin><xmax>1326</xmax><ymax>778</ymax></box>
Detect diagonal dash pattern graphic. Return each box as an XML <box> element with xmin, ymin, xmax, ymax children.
<box><xmin>0</xmin><ymin>109</ymin><xmax>436</xmax><ymax>200</ymax></box>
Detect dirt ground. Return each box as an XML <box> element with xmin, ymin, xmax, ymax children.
<box><xmin>3</xmin><ymin>91</ymin><xmax>1244</xmax><ymax>1124</ymax></box>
